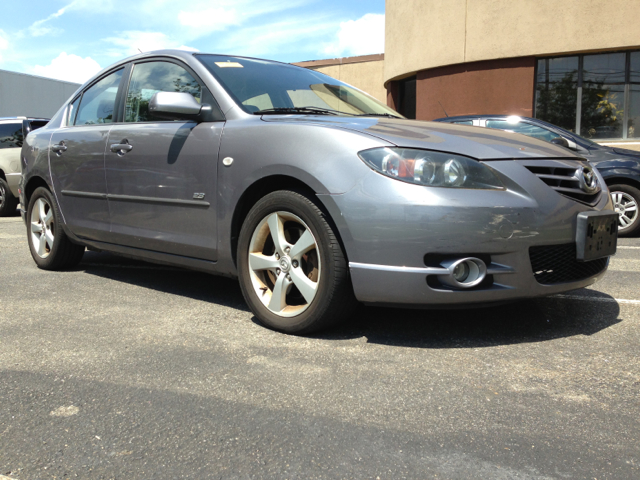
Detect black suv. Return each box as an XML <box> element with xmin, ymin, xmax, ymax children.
<box><xmin>434</xmin><ymin>115</ymin><xmax>640</xmax><ymax>236</ymax></box>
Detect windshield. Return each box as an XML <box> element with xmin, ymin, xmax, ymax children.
<box><xmin>196</xmin><ymin>54</ymin><xmax>401</xmax><ymax>117</ymax></box>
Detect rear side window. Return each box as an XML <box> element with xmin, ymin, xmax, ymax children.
<box><xmin>125</xmin><ymin>61</ymin><xmax>202</xmax><ymax>123</ymax></box>
<box><xmin>453</xmin><ymin>120</ymin><xmax>473</xmax><ymax>125</ymax></box>
<box><xmin>75</xmin><ymin>69</ymin><xmax>124</xmax><ymax>125</ymax></box>
<box><xmin>0</xmin><ymin>123</ymin><xmax>23</xmax><ymax>149</ymax></box>
<box><xmin>486</xmin><ymin>120</ymin><xmax>558</xmax><ymax>142</ymax></box>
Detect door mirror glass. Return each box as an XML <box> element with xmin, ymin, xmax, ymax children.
<box><xmin>148</xmin><ymin>92</ymin><xmax>203</xmax><ymax>120</ymax></box>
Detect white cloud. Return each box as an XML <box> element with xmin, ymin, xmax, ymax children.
<box><xmin>178</xmin><ymin>7</ymin><xmax>240</xmax><ymax>35</ymax></box>
<box><xmin>32</xmin><ymin>52</ymin><xmax>102</xmax><ymax>84</ymax></box>
<box><xmin>104</xmin><ymin>31</ymin><xmax>199</xmax><ymax>57</ymax></box>
<box><xmin>323</xmin><ymin>13</ymin><xmax>385</xmax><ymax>57</ymax></box>
<box><xmin>26</xmin><ymin>0</ymin><xmax>116</xmax><ymax>37</ymax></box>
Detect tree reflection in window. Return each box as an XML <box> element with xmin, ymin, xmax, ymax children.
<box><xmin>125</xmin><ymin>62</ymin><xmax>202</xmax><ymax>123</ymax></box>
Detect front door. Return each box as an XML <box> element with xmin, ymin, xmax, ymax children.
<box><xmin>49</xmin><ymin>68</ymin><xmax>124</xmax><ymax>240</ymax></box>
<box><xmin>105</xmin><ymin>60</ymin><xmax>222</xmax><ymax>261</ymax></box>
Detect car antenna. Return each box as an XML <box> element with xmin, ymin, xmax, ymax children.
<box><xmin>438</xmin><ymin>101</ymin><xmax>449</xmax><ymax>117</ymax></box>
<box><xmin>137</xmin><ymin>48</ymin><xmax>143</xmax><ymax>53</ymax></box>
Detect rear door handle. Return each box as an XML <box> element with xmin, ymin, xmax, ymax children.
<box><xmin>51</xmin><ymin>142</ymin><xmax>67</xmax><ymax>154</ymax></box>
<box><xmin>110</xmin><ymin>139</ymin><xmax>133</xmax><ymax>156</ymax></box>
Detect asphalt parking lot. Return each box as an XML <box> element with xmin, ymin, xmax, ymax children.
<box><xmin>1</xmin><ymin>212</ymin><xmax>639</xmax><ymax>480</ymax></box>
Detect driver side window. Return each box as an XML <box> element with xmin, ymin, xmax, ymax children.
<box><xmin>125</xmin><ymin>61</ymin><xmax>202</xmax><ymax>123</ymax></box>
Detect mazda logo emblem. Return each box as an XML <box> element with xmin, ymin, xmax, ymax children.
<box><xmin>576</xmin><ymin>166</ymin><xmax>598</xmax><ymax>194</ymax></box>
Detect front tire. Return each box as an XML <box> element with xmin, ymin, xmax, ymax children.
<box><xmin>237</xmin><ymin>190</ymin><xmax>357</xmax><ymax>334</ymax></box>
<box><xmin>0</xmin><ymin>177</ymin><xmax>18</xmax><ymax>217</ymax></box>
<box><xmin>27</xmin><ymin>187</ymin><xmax>85</xmax><ymax>270</ymax></box>
<box><xmin>610</xmin><ymin>184</ymin><xmax>640</xmax><ymax>237</ymax></box>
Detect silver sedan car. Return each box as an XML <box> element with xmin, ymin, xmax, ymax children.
<box><xmin>20</xmin><ymin>50</ymin><xmax>618</xmax><ymax>333</ymax></box>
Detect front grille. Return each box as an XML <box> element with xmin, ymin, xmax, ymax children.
<box><xmin>529</xmin><ymin>243</ymin><xmax>608</xmax><ymax>285</ymax></box>
<box><xmin>523</xmin><ymin>164</ymin><xmax>601</xmax><ymax>205</ymax></box>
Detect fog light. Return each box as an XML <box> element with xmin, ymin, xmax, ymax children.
<box><xmin>452</xmin><ymin>262</ymin><xmax>470</xmax><ymax>282</ymax></box>
<box><xmin>438</xmin><ymin>257</ymin><xmax>487</xmax><ymax>289</ymax></box>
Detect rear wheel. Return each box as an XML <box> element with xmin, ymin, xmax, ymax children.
<box><xmin>610</xmin><ymin>184</ymin><xmax>640</xmax><ymax>237</ymax></box>
<box><xmin>237</xmin><ymin>190</ymin><xmax>357</xmax><ymax>334</ymax></box>
<box><xmin>27</xmin><ymin>187</ymin><xmax>85</xmax><ymax>270</ymax></box>
<box><xmin>0</xmin><ymin>177</ymin><xmax>18</xmax><ymax>217</ymax></box>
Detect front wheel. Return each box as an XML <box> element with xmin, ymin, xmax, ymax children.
<box><xmin>27</xmin><ymin>187</ymin><xmax>85</xmax><ymax>270</ymax></box>
<box><xmin>610</xmin><ymin>184</ymin><xmax>640</xmax><ymax>237</ymax></box>
<box><xmin>237</xmin><ymin>190</ymin><xmax>357</xmax><ymax>334</ymax></box>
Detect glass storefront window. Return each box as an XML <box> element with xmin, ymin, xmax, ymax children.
<box><xmin>535</xmin><ymin>50</ymin><xmax>640</xmax><ymax>140</ymax></box>
<box><xmin>628</xmin><ymin>52</ymin><xmax>640</xmax><ymax>139</ymax></box>
<box><xmin>535</xmin><ymin>56</ymin><xmax>578</xmax><ymax>132</ymax></box>
<box><xmin>581</xmin><ymin>53</ymin><xmax>625</xmax><ymax>139</ymax></box>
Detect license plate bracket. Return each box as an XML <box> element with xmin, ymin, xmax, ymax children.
<box><xmin>576</xmin><ymin>211</ymin><xmax>618</xmax><ymax>261</ymax></box>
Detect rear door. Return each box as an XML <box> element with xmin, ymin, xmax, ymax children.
<box><xmin>49</xmin><ymin>68</ymin><xmax>125</xmax><ymax>240</ymax></box>
<box><xmin>105</xmin><ymin>59</ymin><xmax>222</xmax><ymax>261</ymax></box>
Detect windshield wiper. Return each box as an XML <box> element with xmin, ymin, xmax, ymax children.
<box><xmin>356</xmin><ymin>113</ymin><xmax>403</xmax><ymax>119</ymax></box>
<box><xmin>254</xmin><ymin>107</ymin><xmax>355</xmax><ymax>116</ymax></box>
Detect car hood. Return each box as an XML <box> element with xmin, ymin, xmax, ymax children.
<box><xmin>260</xmin><ymin>116</ymin><xmax>580</xmax><ymax>160</ymax></box>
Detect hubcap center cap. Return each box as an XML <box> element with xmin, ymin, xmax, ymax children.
<box><xmin>279</xmin><ymin>256</ymin><xmax>291</xmax><ymax>273</ymax></box>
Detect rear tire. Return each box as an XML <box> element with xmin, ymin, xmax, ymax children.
<box><xmin>237</xmin><ymin>190</ymin><xmax>357</xmax><ymax>334</ymax></box>
<box><xmin>610</xmin><ymin>184</ymin><xmax>640</xmax><ymax>237</ymax></box>
<box><xmin>26</xmin><ymin>187</ymin><xmax>85</xmax><ymax>270</ymax></box>
<box><xmin>0</xmin><ymin>177</ymin><xmax>18</xmax><ymax>217</ymax></box>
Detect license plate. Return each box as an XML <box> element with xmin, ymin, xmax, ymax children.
<box><xmin>576</xmin><ymin>211</ymin><xmax>618</xmax><ymax>261</ymax></box>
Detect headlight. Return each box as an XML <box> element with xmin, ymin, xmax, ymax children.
<box><xmin>358</xmin><ymin>147</ymin><xmax>504</xmax><ymax>189</ymax></box>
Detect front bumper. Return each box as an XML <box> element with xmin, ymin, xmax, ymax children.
<box><xmin>320</xmin><ymin>159</ymin><xmax>614</xmax><ymax>307</ymax></box>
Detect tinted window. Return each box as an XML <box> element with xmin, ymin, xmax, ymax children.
<box><xmin>0</xmin><ymin>123</ymin><xmax>23</xmax><ymax>149</ymax></box>
<box><xmin>628</xmin><ymin>52</ymin><xmax>640</xmax><ymax>139</ymax></box>
<box><xmin>75</xmin><ymin>69</ymin><xmax>123</xmax><ymax>125</ymax></box>
<box><xmin>398</xmin><ymin>76</ymin><xmax>416</xmax><ymax>119</ymax></box>
<box><xmin>581</xmin><ymin>53</ymin><xmax>625</xmax><ymax>139</ymax></box>
<box><xmin>29</xmin><ymin>121</ymin><xmax>48</xmax><ymax>131</ymax></box>
<box><xmin>486</xmin><ymin>120</ymin><xmax>558</xmax><ymax>142</ymax></box>
<box><xmin>535</xmin><ymin>56</ymin><xmax>578</xmax><ymax>132</ymax></box>
<box><xmin>453</xmin><ymin>120</ymin><xmax>473</xmax><ymax>125</ymax></box>
<box><xmin>125</xmin><ymin>61</ymin><xmax>202</xmax><ymax>123</ymax></box>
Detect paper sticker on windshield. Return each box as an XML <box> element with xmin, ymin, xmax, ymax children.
<box><xmin>215</xmin><ymin>62</ymin><xmax>243</xmax><ymax>68</ymax></box>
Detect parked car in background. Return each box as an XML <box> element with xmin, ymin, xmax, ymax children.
<box><xmin>434</xmin><ymin>115</ymin><xmax>640</xmax><ymax>236</ymax></box>
<box><xmin>20</xmin><ymin>51</ymin><xmax>618</xmax><ymax>334</ymax></box>
<box><xmin>0</xmin><ymin>117</ymin><xmax>49</xmax><ymax>216</ymax></box>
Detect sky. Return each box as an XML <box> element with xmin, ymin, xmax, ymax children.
<box><xmin>0</xmin><ymin>0</ymin><xmax>385</xmax><ymax>85</ymax></box>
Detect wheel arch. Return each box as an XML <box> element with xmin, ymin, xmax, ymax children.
<box><xmin>0</xmin><ymin>169</ymin><xmax>5</xmax><ymax>181</ymax></box>
<box><xmin>24</xmin><ymin>176</ymin><xmax>50</xmax><ymax>208</ymax></box>
<box><xmin>229</xmin><ymin>175</ymin><xmax>348</xmax><ymax>268</ymax></box>
<box><xmin>604</xmin><ymin>175</ymin><xmax>640</xmax><ymax>189</ymax></box>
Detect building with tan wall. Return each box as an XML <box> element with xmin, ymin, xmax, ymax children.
<box><xmin>385</xmin><ymin>0</ymin><xmax>640</xmax><ymax>149</ymax></box>
<box><xmin>298</xmin><ymin>0</ymin><xmax>640</xmax><ymax>150</ymax></box>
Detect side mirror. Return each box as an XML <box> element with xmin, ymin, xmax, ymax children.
<box><xmin>550</xmin><ymin>136</ymin><xmax>570</xmax><ymax>148</ymax></box>
<box><xmin>149</xmin><ymin>92</ymin><xmax>209</xmax><ymax>121</ymax></box>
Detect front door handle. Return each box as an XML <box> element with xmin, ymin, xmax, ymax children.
<box><xmin>51</xmin><ymin>142</ymin><xmax>67</xmax><ymax>155</ymax></box>
<box><xmin>110</xmin><ymin>139</ymin><xmax>133</xmax><ymax>156</ymax></box>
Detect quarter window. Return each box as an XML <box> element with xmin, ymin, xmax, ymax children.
<box><xmin>0</xmin><ymin>123</ymin><xmax>23</xmax><ymax>149</ymax></box>
<box><xmin>125</xmin><ymin>61</ymin><xmax>202</xmax><ymax>123</ymax></box>
<box><xmin>75</xmin><ymin>69</ymin><xmax>123</xmax><ymax>125</ymax></box>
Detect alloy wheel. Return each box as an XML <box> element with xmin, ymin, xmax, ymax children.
<box><xmin>30</xmin><ymin>197</ymin><xmax>55</xmax><ymax>258</ymax></box>
<box><xmin>612</xmin><ymin>191</ymin><xmax>638</xmax><ymax>232</ymax></box>
<box><xmin>248</xmin><ymin>211</ymin><xmax>321</xmax><ymax>317</ymax></box>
